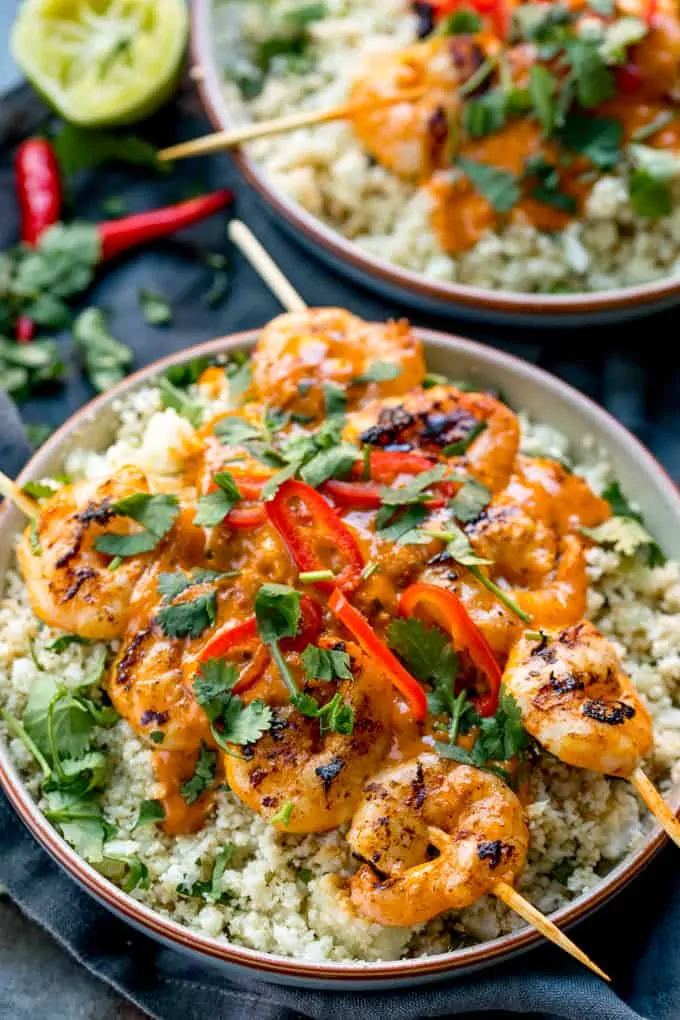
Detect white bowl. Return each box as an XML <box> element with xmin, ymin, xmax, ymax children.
<box><xmin>0</xmin><ymin>326</ymin><xmax>678</xmax><ymax>988</ymax></box>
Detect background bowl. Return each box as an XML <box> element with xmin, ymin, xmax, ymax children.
<box><xmin>192</xmin><ymin>0</ymin><xmax>680</xmax><ymax>328</ymax></box>
<box><xmin>1</xmin><ymin>327</ymin><xmax>679</xmax><ymax>988</ymax></box>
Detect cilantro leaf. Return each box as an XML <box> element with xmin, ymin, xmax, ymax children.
<box><xmin>463</xmin><ymin>90</ymin><xmax>509</xmax><ymax>139</ymax></box>
<box><xmin>291</xmin><ymin>690</ymin><xmax>354</xmax><ymax>734</ymax></box>
<box><xmin>219</xmin><ymin>698</ymin><xmax>273</xmax><ymax>744</ymax></box>
<box><xmin>379</xmin><ymin>465</ymin><xmax>447</xmax><ymax>506</ymax></box>
<box><xmin>180</xmin><ymin>742</ymin><xmax>217</xmax><ymax>804</ymax></box>
<box><xmin>226</xmin><ymin>354</ymin><xmax>252</xmax><ymax>401</ymax></box>
<box><xmin>524</xmin><ymin>156</ymin><xmax>577</xmax><ymax>214</ymax></box>
<box><xmin>43</xmin><ymin>789</ymin><xmax>114</xmax><ymax>863</ymax></box>
<box><xmin>167</xmin><ymin>357</ymin><xmax>211</xmax><ymax>388</ymax></box>
<box><xmin>14</xmin><ymin>223</ymin><xmax>101</xmax><ymax>299</ymax></box>
<box><xmin>48</xmin><ymin>634</ymin><xmax>93</xmax><ymax>654</ymax></box>
<box><xmin>473</xmin><ymin>688</ymin><xmax>531</xmax><ymax>764</ymax></box>
<box><xmin>439</xmin><ymin>524</ymin><xmax>493</xmax><ymax>566</ymax></box>
<box><xmin>53</xmin><ymin>123</ymin><xmax>162</xmax><ymax>175</ymax></box>
<box><xmin>528</xmin><ymin>64</ymin><xmax>557</xmax><ymax>134</ymax></box>
<box><xmin>630</xmin><ymin>170</ymin><xmax>673</xmax><ymax>219</ymax></box>
<box><xmin>458</xmin><ymin>157</ymin><xmax>520</xmax><ymax>213</ymax></box>
<box><xmin>558</xmin><ymin>113</ymin><xmax>622</xmax><ymax>169</ymax></box>
<box><xmin>388</xmin><ymin>617</ymin><xmax>459</xmax><ymax>715</ymax></box>
<box><xmin>581</xmin><ymin>516</ymin><xmax>657</xmax><ymax>557</ymax></box>
<box><xmin>133</xmin><ymin>799</ymin><xmax>165</xmax><ymax>830</ymax></box>
<box><xmin>301</xmin><ymin>645</ymin><xmax>353</xmax><ymax>682</ymax></box>
<box><xmin>439</xmin><ymin>8</ymin><xmax>483</xmax><ymax>33</ymax></box>
<box><xmin>157</xmin><ymin>591</ymin><xmax>217</xmax><ymax>639</ymax></box>
<box><xmin>602</xmin><ymin>480</ymin><xmax>641</xmax><ymax>520</ymax></box>
<box><xmin>24</xmin><ymin>674</ymin><xmax>95</xmax><ymax>762</ymax></box>
<box><xmin>375</xmin><ymin>504</ymin><xmax>430</xmax><ymax>544</ymax></box>
<box><xmin>94</xmin><ymin>493</ymin><xmax>179</xmax><ymax>557</ymax></box>
<box><xmin>599</xmin><ymin>16</ymin><xmax>647</xmax><ymax>64</ymax></box>
<box><xmin>214</xmin><ymin>417</ymin><xmax>263</xmax><ymax>446</ymax></box>
<box><xmin>195</xmin><ymin>471</ymin><xmax>241</xmax><ymax>526</ymax></box>
<box><xmin>193</xmin><ymin>658</ymin><xmax>240</xmax><ymax>722</ymax></box>
<box><xmin>566</xmin><ymin>39</ymin><xmax>615</xmax><ymax>107</ymax></box>
<box><xmin>177</xmin><ymin>845</ymin><xmax>234</xmax><ymax>903</ymax></box>
<box><xmin>72</xmin><ymin>307</ymin><xmax>134</xmax><ymax>393</ymax></box>
<box><xmin>299</xmin><ymin>443</ymin><xmax>358</xmax><ymax>489</ymax></box>
<box><xmin>138</xmin><ymin>288</ymin><xmax>172</xmax><ymax>326</ymax></box>
<box><xmin>442</xmin><ymin>420</ymin><xmax>488</xmax><ymax>456</ymax></box>
<box><xmin>157</xmin><ymin>568</ymin><xmax>227</xmax><ymax>603</ymax></box>
<box><xmin>353</xmin><ymin>362</ymin><xmax>403</xmax><ymax>384</ymax></box>
<box><xmin>255</xmin><ymin>583</ymin><xmax>302</xmax><ymax>643</ymax></box>
<box><xmin>449</xmin><ymin>478</ymin><xmax>491</xmax><ymax>523</ymax></box>
<box><xmin>158</xmin><ymin>376</ymin><xmax>203</xmax><ymax>428</ymax></box>
<box><xmin>323</xmin><ymin>382</ymin><xmax>347</xmax><ymax>417</ymax></box>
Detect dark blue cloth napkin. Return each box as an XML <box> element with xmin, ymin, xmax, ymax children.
<box><xmin>1</xmin><ymin>79</ymin><xmax>680</xmax><ymax>1020</ymax></box>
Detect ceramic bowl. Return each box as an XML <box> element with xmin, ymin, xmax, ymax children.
<box><xmin>191</xmin><ymin>0</ymin><xmax>680</xmax><ymax>328</ymax></box>
<box><xmin>1</xmin><ymin>327</ymin><xmax>678</xmax><ymax>988</ymax></box>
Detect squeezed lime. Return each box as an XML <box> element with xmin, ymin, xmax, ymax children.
<box><xmin>12</xmin><ymin>0</ymin><xmax>188</xmax><ymax>127</ymax></box>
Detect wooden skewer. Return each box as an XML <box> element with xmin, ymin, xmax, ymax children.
<box><xmin>493</xmin><ymin>881</ymin><xmax>610</xmax><ymax>982</ymax></box>
<box><xmin>158</xmin><ymin>88</ymin><xmax>425</xmax><ymax>162</ymax></box>
<box><xmin>0</xmin><ymin>471</ymin><xmax>38</xmax><ymax>519</ymax></box>
<box><xmin>228</xmin><ymin>220</ymin><xmax>307</xmax><ymax>313</ymax></box>
<box><xmin>630</xmin><ymin>766</ymin><xmax>680</xmax><ymax>849</ymax></box>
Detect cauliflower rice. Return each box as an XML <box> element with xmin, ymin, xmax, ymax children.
<box><xmin>214</xmin><ymin>0</ymin><xmax>680</xmax><ymax>294</ymax></box>
<box><xmin>1</xmin><ymin>382</ymin><xmax>680</xmax><ymax>963</ymax></box>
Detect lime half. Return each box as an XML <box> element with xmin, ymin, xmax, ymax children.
<box><xmin>12</xmin><ymin>0</ymin><xmax>188</xmax><ymax>127</ymax></box>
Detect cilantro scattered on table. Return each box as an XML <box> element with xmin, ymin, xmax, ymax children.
<box><xmin>72</xmin><ymin>307</ymin><xmax>133</xmax><ymax>393</ymax></box>
<box><xmin>138</xmin><ymin>288</ymin><xmax>173</xmax><ymax>326</ymax></box>
<box><xmin>52</xmin><ymin>123</ymin><xmax>163</xmax><ymax>176</ymax></box>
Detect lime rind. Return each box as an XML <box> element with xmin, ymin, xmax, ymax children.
<box><xmin>11</xmin><ymin>0</ymin><xmax>188</xmax><ymax>127</ymax></box>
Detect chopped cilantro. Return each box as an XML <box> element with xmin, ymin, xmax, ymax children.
<box><xmin>133</xmin><ymin>799</ymin><xmax>165</xmax><ymax>830</ymax></box>
<box><xmin>379</xmin><ymin>465</ymin><xmax>447</xmax><ymax>506</ymax></box>
<box><xmin>528</xmin><ymin>64</ymin><xmax>557</xmax><ymax>135</ymax></box>
<box><xmin>436</xmin><ymin>688</ymin><xmax>530</xmax><ymax>782</ymax></box>
<box><xmin>323</xmin><ymin>382</ymin><xmax>347</xmax><ymax>416</ymax></box>
<box><xmin>138</xmin><ymin>288</ymin><xmax>172</xmax><ymax>326</ymax></box>
<box><xmin>449</xmin><ymin>477</ymin><xmax>491</xmax><ymax>522</ymax></box>
<box><xmin>301</xmin><ymin>645</ymin><xmax>353</xmax><ymax>682</ymax></box>
<box><xmin>177</xmin><ymin>846</ymin><xmax>234</xmax><ymax>903</ymax></box>
<box><xmin>150</xmin><ymin>730</ymin><xmax>165</xmax><ymax>744</ymax></box>
<box><xmin>157</xmin><ymin>567</ymin><xmax>229</xmax><ymax>603</ymax></box>
<box><xmin>72</xmin><ymin>307</ymin><xmax>133</xmax><ymax>393</ymax></box>
<box><xmin>442</xmin><ymin>420</ymin><xmax>488</xmax><ymax>456</ymax></box>
<box><xmin>94</xmin><ymin>493</ymin><xmax>179</xmax><ymax>558</ymax></box>
<box><xmin>158</xmin><ymin>376</ymin><xmax>203</xmax><ymax>428</ymax></box>
<box><xmin>566</xmin><ymin>39</ymin><xmax>615</xmax><ymax>108</ymax></box>
<box><xmin>254</xmin><ymin>584</ymin><xmax>302</xmax><ymax>643</ymax></box>
<box><xmin>438</xmin><ymin>8</ymin><xmax>482</xmax><ymax>33</ymax></box>
<box><xmin>458</xmin><ymin>157</ymin><xmax>520</xmax><ymax>214</ymax></box>
<box><xmin>47</xmin><ymin>634</ymin><xmax>93</xmax><ymax>654</ymax></box>
<box><xmin>558</xmin><ymin>113</ymin><xmax>622</xmax><ymax>169</ymax></box>
<box><xmin>156</xmin><ymin>591</ymin><xmax>217</xmax><ymax>639</ymax></box>
<box><xmin>464</xmin><ymin>90</ymin><xmax>509</xmax><ymax>139</ymax></box>
<box><xmin>270</xmin><ymin>801</ymin><xmax>295</xmax><ymax>826</ymax></box>
<box><xmin>180</xmin><ymin>742</ymin><xmax>217</xmax><ymax>805</ymax></box>
<box><xmin>375</xmin><ymin>504</ymin><xmax>430</xmax><ymax>545</ymax></box>
<box><xmin>353</xmin><ymin>362</ymin><xmax>403</xmax><ymax>384</ymax></box>
<box><xmin>195</xmin><ymin>471</ymin><xmax>241</xmax><ymax>527</ymax></box>
<box><xmin>193</xmin><ymin>658</ymin><xmax>273</xmax><ymax>748</ymax></box>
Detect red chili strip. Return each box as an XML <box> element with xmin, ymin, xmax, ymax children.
<box><xmin>328</xmin><ymin>588</ymin><xmax>427</xmax><ymax>721</ymax></box>
<box><xmin>399</xmin><ymin>583</ymin><xmax>501</xmax><ymax>717</ymax></box>
<box><xmin>266</xmin><ymin>480</ymin><xmax>365</xmax><ymax>593</ymax></box>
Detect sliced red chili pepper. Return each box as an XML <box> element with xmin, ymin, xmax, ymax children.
<box><xmin>616</xmin><ymin>62</ymin><xmax>644</xmax><ymax>94</ymax></box>
<box><xmin>206</xmin><ymin>472</ymin><xmax>268</xmax><ymax>530</ymax></box>
<box><xmin>431</xmin><ymin>0</ymin><xmax>509</xmax><ymax>38</ymax></box>
<box><xmin>328</xmin><ymin>588</ymin><xmax>427</xmax><ymax>721</ymax></box>
<box><xmin>199</xmin><ymin>616</ymin><xmax>267</xmax><ymax>694</ymax></box>
<box><xmin>399</xmin><ymin>582</ymin><xmax>501</xmax><ymax>717</ymax></box>
<box><xmin>267</xmin><ymin>480</ymin><xmax>364</xmax><ymax>593</ymax></box>
<box><xmin>322</xmin><ymin>450</ymin><xmax>449</xmax><ymax>510</ymax></box>
<box><xmin>198</xmin><ymin>596</ymin><xmax>323</xmax><ymax>693</ymax></box>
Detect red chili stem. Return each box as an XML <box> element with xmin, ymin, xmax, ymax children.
<box><xmin>15</xmin><ymin>139</ymin><xmax>63</xmax><ymax>342</ymax></box>
<box><xmin>98</xmin><ymin>189</ymin><xmax>233</xmax><ymax>261</ymax></box>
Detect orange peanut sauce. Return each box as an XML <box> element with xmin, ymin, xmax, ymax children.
<box><xmin>98</xmin><ymin>330</ymin><xmax>613</xmax><ymax>836</ymax></box>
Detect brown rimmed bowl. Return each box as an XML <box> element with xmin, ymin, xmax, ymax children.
<box><xmin>192</xmin><ymin>0</ymin><xmax>680</xmax><ymax>328</ymax></box>
<box><xmin>1</xmin><ymin>327</ymin><xmax>679</xmax><ymax>988</ymax></box>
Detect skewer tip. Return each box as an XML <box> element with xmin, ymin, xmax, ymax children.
<box><xmin>630</xmin><ymin>766</ymin><xmax>680</xmax><ymax>850</ymax></box>
<box><xmin>493</xmin><ymin>880</ymin><xmax>610</xmax><ymax>982</ymax></box>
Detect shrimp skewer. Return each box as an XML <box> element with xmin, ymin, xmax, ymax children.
<box><xmin>347</xmin><ymin>754</ymin><xmax>609</xmax><ymax>980</ymax></box>
<box><xmin>504</xmin><ymin>621</ymin><xmax>680</xmax><ymax>848</ymax></box>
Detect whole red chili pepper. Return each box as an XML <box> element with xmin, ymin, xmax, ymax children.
<box><xmin>98</xmin><ymin>189</ymin><xmax>233</xmax><ymax>261</ymax></box>
<box><xmin>15</xmin><ymin>138</ymin><xmax>63</xmax><ymax>342</ymax></box>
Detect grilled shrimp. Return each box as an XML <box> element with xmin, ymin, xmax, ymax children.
<box><xmin>224</xmin><ymin>639</ymin><xmax>392</xmax><ymax>833</ymax></box>
<box><xmin>510</xmin><ymin>534</ymin><xmax>588</xmax><ymax>629</ymax></box>
<box><xmin>466</xmin><ymin>502</ymin><xmax>558</xmax><ymax>587</ymax></box>
<box><xmin>347</xmin><ymin>754</ymin><xmax>528</xmax><ymax>926</ymax></box>
<box><xmin>504</xmin><ymin>620</ymin><xmax>653</xmax><ymax>777</ymax></box>
<box><xmin>250</xmin><ymin>309</ymin><xmax>425</xmax><ymax>419</ymax></box>
<box><xmin>501</xmin><ymin>456</ymin><xmax>610</xmax><ymax>536</ymax></box>
<box><xmin>345</xmin><ymin>385</ymin><xmax>520</xmax><ymax>493</ymax></box>
<box><xmin>349</xmin><ymin>38</ymin><xmax>467</xmax><ymax>179</ymax></box>
<box><xmin>17</xmin><ymin>467</ymin><xmax>152</xmax><ymax>640</ymax></box>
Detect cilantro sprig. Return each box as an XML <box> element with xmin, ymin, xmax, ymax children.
<box><xmin>255</xmin><ymin>584</ymin><xmax>354</xmax><ymax>735</ymax></box>
<box><xmin>437</xmin><ymin>688</ymin><xmax>531</xmax><ymax>782</ymax></box>
<box><xmin>193</xmin><ymin>658</ymin><xmax>272</xmax><ymax>751</ymax></box>
<box><xmin>582</xmin><ymin>480</ymin><xmax>665</xmax><ymax>566</ymax></box>
<box><xmin>94</xmin><ymin>493</ymin><xmax>179</xmax><ymax>558</ymax></box>
<box><xmin>180</xmin><ymin>742</ymin><xmax>218</xmax><ymax>804</ymax></box>
<box><xmin>195</xmin><ymin>472</ymin><xmax>241</xmax><ymax>527</ymax></box>
<box><xmin>177</xmin><ymin>846</ymin><xmax>234</xmax><ymax>903</ymax></box>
